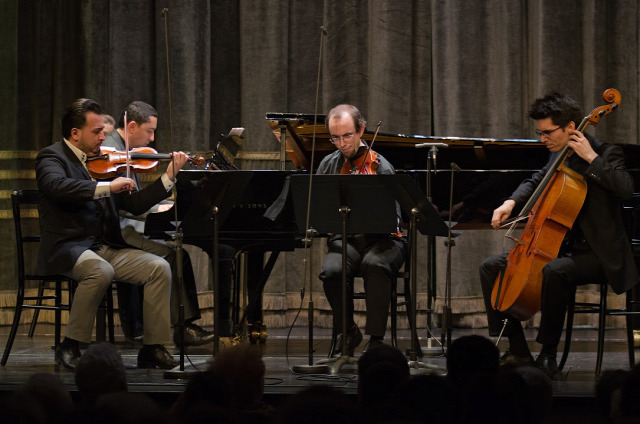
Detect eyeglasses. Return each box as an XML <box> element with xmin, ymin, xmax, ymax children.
<box><xmin>535</xmin><ymin>126</ymin><xmax>562</xmax><ymax>137</ymax></box>
<box><xmin>330</xmin><ymin>132</ymin><xmax>355</xmax><ymax>144</ymax></box>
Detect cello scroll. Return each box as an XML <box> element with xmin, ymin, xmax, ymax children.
<box><xmin>581</xmin><ymin>88</ymin><xmax>621</xmax><ymax>129</ymax></box>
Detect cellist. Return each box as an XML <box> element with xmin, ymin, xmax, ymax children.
<box><xmin>317</xmin><ymin>104</ymin><xmax>406</xmax><ymax>356</ymax></box>
<box><xmin>479</xmin><ymin>93</ymin><xmax>639</xmax><ymax>379</ymax></box>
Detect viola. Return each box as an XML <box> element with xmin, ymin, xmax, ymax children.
<box><xmin>340</xmin><ymin>149</ymin><xmax>380</xmax><ymax>174</ymax></box>
<box><xmin>85</xmin><ymin>146</ymin><xmax>204</xmax><ymax>179</ymax></box>
<box><xmin>340</xmin><ymin>121</ymin><xmax>383</xmax><ymax>175</ymax></box>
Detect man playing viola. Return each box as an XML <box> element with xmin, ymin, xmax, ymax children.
<box><xmin>479</xmin><ymin>93</ymin><xmax>638</xmax><ymax>378</ymax></box>
<box><xmin>36</xmin><ymin>98</ymin><xmax>188</xmax><ymax>370</ymax></box>
<box><xmin>317</xmin><ymin>104</ymin><xmax>406</xmax><ymax>355</ymax></box>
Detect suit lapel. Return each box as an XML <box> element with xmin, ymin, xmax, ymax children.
<box><xmin>60</xmin><ymin>140</ymin><xmax>93</xmax><ymax>180</ymax></box>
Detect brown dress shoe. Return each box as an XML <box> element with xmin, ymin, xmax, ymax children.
<box><xmin>174</xmin><ymin>323</ymin><xmax>215</xmax><ymax>347</ymax></box>
<box><xmin>137</xmin><ymin>345</ymin><xmax>179</xmax><ymax>369</ymax></box>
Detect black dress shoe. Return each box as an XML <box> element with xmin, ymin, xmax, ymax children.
<box><xmin>55</xmin><ymin>345</ymin><xmax>81</xmax><ymax>371</ymax></box>
<box><xmin>174</xmin><ymin>323</ymin><xmax>215</xmax><ymax>347</ymax></box>
<box><xmin>361</xmin><ymin>337</ymin><xmax>384</xmax><ymax>354</ymax></box>
<box><xmin>534</xmin><ymin>353</ymin><xmax>560</xmax><ymax>379</ymax></box>
<box><xmin>333</xmin><ymin>324</ymin><xmax>363</xmax><ymax>357</ymax></box>
<box><xmin>137</xmin><ymin>345</ymin><xmax>179</xmax><ymax>369</ymax></box>
<box><xmin>500</xmin><ymin>350</ymin><xmax>534</xmax><ymax>367</ymax></box>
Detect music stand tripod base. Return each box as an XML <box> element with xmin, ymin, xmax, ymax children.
<box><xmin>164</xmin><ymin>368</ymin><xmax>200</xmax><ymax>380</ymax></box>
<box><xmin>291</xmin><ymin>363</ymin><xmax>330</xmax><ymax>374</ymax></box>
<box><xmin>315</xmin><ymin>354</ymin><xmax>358</xmax><ymax>375</ymax></box>
<box><xmin>420</xmin><ymin>341</ymin><xmax>446</xmax><ymax>357</ymax></box>
<box><xmin>407</xmin><ymin>360</ymin><xmax>443</xmax><ymax>375</ymax></box>
<box><xmin>163</xmin><ymin>356</ymin><xmax>211</xmax><ymax>379</ymax></box>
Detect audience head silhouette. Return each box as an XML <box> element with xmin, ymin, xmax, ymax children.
<box><xmin>275</xmin><ymin>385</ymin><xmax>359</xmax><ymax>424</ymax></box>
<box><xmin>446</xmin><ymin>334</ymin><xmax>499</xmax><ymax>388</ymax></box>
<box><xmin>74</xmin><ymin>343</ymin><xmax>127</xmax><ymax>406</ymax></box>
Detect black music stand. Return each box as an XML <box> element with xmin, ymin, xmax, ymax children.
<box><xmin>291</xmin><ymin>175</ymin><xmax>397</xmax><ymax>374</ymax></box>
<box><xmin>188</xmin><ymin>171</ymin><xmax>254</xmax><ymax>357</ymax></box>
<box><xmin>388</xmin><ymin>174</ymin><xmax>449</xmax><ymax>369</ymax></box>
<box><xmin>291</xmin><ymin>174</ymin><xmax>441</xmax><ymax>373</ymax></box>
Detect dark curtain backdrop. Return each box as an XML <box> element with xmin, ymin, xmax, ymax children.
<box><xmin>3</xmin><ymin>0</ymin><xmax>638</xmax><ymax>159</ymax></box>
<box><xmin>1</xmin><ymin>0</ymin><xmax>639</xmax><ymax>329</ymax></box>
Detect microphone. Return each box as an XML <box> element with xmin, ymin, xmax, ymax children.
<box><xmin>415</xmin><ymin>142</ymin><xmax>449</xmax><ymax>148</ymax></box>
<box><xmin>451</xmin><ymin>162</ymin><xmax>461</xmax><ymax>172</ymax></box>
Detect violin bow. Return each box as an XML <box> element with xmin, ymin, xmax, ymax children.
<box><xmin>357</xmin><ymin>120</ymin><xmax>382</xmax><ymax>174</ymax></box>
<box><xmin>124</xmin><ymin>111</ymin><xmax>131</xmax><ymax>179</ymax></box>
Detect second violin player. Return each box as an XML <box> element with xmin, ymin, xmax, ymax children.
<box><xmin>102</xmin><ymin>101</ymin><xmax>222</xmax><ymax>347</ymax></box>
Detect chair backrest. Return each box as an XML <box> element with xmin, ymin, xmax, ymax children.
<box><xmin>622</xmin><ymin>194</ymin><xmax>640</xmax><ymax>265</ymax></box>
<box><xmin>622</xmin><ymin>193</ymin><xmax>640</xmax><ymax>239</ymax></box>
<box><xmin>11</xmin><ymin>189</ymin><xmax>41</xmax><ymax>280</ymax></box>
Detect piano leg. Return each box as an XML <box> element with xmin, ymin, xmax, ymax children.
<box><xmin>236</xmin><ymin>251</ymin><xmax>280</xmax><ymax>343</ymax></box>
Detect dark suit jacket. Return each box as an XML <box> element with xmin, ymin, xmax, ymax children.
<box><xmin>510</xmin><ymin>134</ymin><xmax>639</xmax><ymax>294</ymax></box>
<box><xmin>35</xmin><ymin>140</ymin><xmax>171</xmax><ymax>275</ymax></box>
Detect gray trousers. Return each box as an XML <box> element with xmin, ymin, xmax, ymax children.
<box><xmin>319</xmin><ymin>236</ymin><xmax>406</xmax><ymax>338</ymax></box>
<box><xmin>121</xmin><ymin>226</ymin><xmax>200</xmax><ymax>325</ymax></box>
<box><xmin>69</xmin><ymin>245</ymin><xmax>171</xmax><ymax>345</ymax></box>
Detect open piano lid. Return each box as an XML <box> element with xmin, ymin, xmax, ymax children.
<box><xmin>265</xmin><ymin>112</ymin><xmax>548</xmax><ymax>171</ymax></box>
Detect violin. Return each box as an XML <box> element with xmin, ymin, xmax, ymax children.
<box><xmin>85</xmin><ymin>146</ymin><xmax>204</xmax><ymax>179</ymax></box>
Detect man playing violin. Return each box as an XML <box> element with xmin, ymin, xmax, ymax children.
<box><xmin>102</xmin><ymin>101</ymin><xmax>218</xmax><ymax>346</ymax></box>
<box><xmin>479</xmin><ymin>93</ymin><xmax>638</xmax><ymax>378</ymax></box>
<box><xmin>36</xmin><ymin>98</ymin><xmax>189</xmax><ymax>370</ymax></box>
<box><xmin>317</xmin><ymin>104</ymin><xmax>406</xmax><ymax>355</ymax></box>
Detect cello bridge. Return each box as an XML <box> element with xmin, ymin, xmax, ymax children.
<box><xmin>505</xmin><ymin>235</ymin><xmax>525</xmax><ymax>245</ymax></box>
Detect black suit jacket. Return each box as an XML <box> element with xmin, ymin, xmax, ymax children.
<box><xmin>35</xmin><ymin>140</ymin><xmax>171</xmax><ymax>275</ymax></box>
<box><xmin>510</xmin><ymin>134</ymin><xmax>639</xmax><ymax>294</ymax></box>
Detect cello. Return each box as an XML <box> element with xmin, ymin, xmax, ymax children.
<box><xmin>491</xmin><ymin>88</ymin><xmax>621</xmax><ymax>321</ymax></box>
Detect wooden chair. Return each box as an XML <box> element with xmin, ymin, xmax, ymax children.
<box><xmin>2</xmin><ymin>190</ymin><xmax>115</xmax><ymax>366</ymax></box>
<box><xmin>327</xmin><ymin>245</ymin><xmax>417</xmax><ymax>357</ymax></box>
<box><xmin>2</xmin><ymin>190</ymin><xmax>77</xmax><ymax>366</ymax></box>
<box><xmin>558</xmin><ymin>194</ymin><xmax>640</xmax><ymax>375</ymax></box>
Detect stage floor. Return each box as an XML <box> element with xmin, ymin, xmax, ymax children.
<box><xmin>0</xmin><ymin>324</ymin><xmax>636</xmax><ymax>422</ymax></box>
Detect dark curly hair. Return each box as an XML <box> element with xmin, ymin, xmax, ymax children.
<box><xmin>528</xmin><ymin>93</ymin><xmax>583</xmax><ymax>127</ymax></box>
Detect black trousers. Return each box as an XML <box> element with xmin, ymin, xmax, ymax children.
<box><xmin>319</xmin><ymin>236</ymin><xmax>405</xmax><ymax>338</ymax></box>
<box><xmin>479</xmin><ymin>247</ymin><xmax>606</xmax><ymax>347</ymax></box>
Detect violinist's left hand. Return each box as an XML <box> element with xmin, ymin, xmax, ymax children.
<box><xmin>568</xmin><ymin>130</ymin><xmax>598</xmax><ymax>164</ymax></box>
<box><xmin>166</xmin><ymin>151</ymin><xmax>189</xmax><ymax>181</ymax></box>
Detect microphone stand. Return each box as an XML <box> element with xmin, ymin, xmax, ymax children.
<box><xmin>407</xmin><ymin>206</ymin><xmax>441</xmax><ymax>372</ymax></box>
<box><xmin>290</xmin><ymin>24</ymin><xmax>329</xmax><ymax>375</ymax></box>
<box><xmin>415</xmin><ymin>143</ymin><xmax>447</xmax><ymax>356</ymax></box>
<box><xmin>441</xmin><ymin>163</ymin><xmax>460</xmax><ymax>351</ymax></box>
<box><xmin>161</xmin><ymin>8</ymin><xmax>199</xmax><ymax>379</ymax></box>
